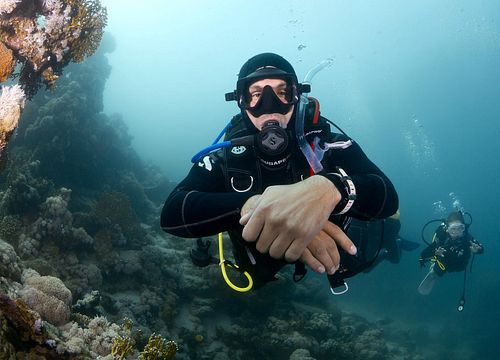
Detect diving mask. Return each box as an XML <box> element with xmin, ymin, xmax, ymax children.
<box><xmin>226</xmin><ymin>67</ymin><xmax>302</xmax><ymax>111</ymax></box>
<box><xmin>447</xmin><ymin>222</ymin><xmax>465</xmax><ymax>238</ymax></box>
<box><xmin>246</xmin><ymin>84</ymin><xmax>295</xmax><ymax>117</ymax></box>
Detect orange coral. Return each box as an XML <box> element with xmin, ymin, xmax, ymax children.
<box><xmin>0</xmin><ymin>41</ymin><xmax>15</xmax><ymax>82</ymax></box>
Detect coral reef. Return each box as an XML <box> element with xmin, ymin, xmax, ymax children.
<box><xmin>111</xmin><ymin>334</ymin><xmax>134</xmax><ymax>359</ymax></box>
<box><xmin>93</xmin><ymin>191</ymin><xmax>145</xmax><ymax>249</ymax></box>
<box><xmin>18</xmin><ymin>187</ymin><xmax>94</xmax><ymax>258</ymax></box>
<box><xmin>0</xmin><ymin>214</ymin><xmax>22</xmax><ymax>242</ymax></box>
<box><xmin>289</xmin><ymin>348</ymin><xmax>316</xmax><ymax>360</ymax></box>
<box><xmin>139</xmin><ymin>333</ymin><xmax>178</xmax><ymax>360</ymax></box>
<box><xmin>59</xmin><ymin>315</ymin><xmax>123</xmax><ymax>356</ymax></box>
<box><xmin>0</xmin><ymin>0</ymin><xmax>107</xmax><ymax>97</ymax></box>
<box><xmin>0</xmin><ymin>293</ymin><xmax>66</xmax><ymax>359</ymax></box>
<box><xmin>0</xmin><ymin>237</ymin><xmax>22</xmax><ymax>281</ymax></box>
<box><xmin>0</xmin><ymin>39</ymin><xmax>15</xmax><ymax>82</ymax></box>
<box><xmin>0</xmin><ymin>0</ymin><xmax>107</xmax><ymax>173</ymax></box>
<box><xmin>0</xmin><ymin>38</ymin><xmax>181</xmax><ymax>358</ymax></box>
<box><xmin>0</xmin><ymin>84</ymin><xmax>25</xmax><ymax>165</ymax></box>
<box><xmin>19</xmin><ymin>269</ymin><xmax>73</xmax><ymax>326</ymax></box>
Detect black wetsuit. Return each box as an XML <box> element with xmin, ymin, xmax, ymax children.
<box><xmin>161</xmin><ymin>113</ymin><xmax>399</xmax><ymax>286</ymax></box>
<box><xmin>420</xmin><ymin>225</ymin><xmax>484</xmax><ymax>275</ymax></box>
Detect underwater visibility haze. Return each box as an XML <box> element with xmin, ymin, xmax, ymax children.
<box><xmin>0</xmin><ymin>0</ymin><xmax>499</xmax><ymax>359</ymax></box>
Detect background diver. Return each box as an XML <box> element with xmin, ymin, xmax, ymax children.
<box><xmin>418</xmin><ymin>211</ymin><xmax>483</xmax><ymax>309</ymax></box>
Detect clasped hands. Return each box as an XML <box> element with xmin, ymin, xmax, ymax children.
<box><xmin>434</xmin><ymin>246</ymin><xmax>446</xmax><ymax>257</ymax></box>
<box><xmin>470</xmin><ymin>242</ymin><xmax>481</xmax><ymax>253</ymax></box>
<box><xmin>239</xmin><ymin>175</ymin><xmax>357</xmax><ymax>275</ymax></box>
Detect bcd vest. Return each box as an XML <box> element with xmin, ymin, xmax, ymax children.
<box><xmin>218</xmin><ymin>98</ymin><xmax>383</xmax><ymax>291</ymax></box>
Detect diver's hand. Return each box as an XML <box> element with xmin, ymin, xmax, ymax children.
<box><xmin>240</xmin><ymin>194</ymin><xmax>261</xmax><ymax>219</ymax></box>
<box><xmin>470</xmin><ymin>242</ymin><xmax>482</xmax><ymax>254</ymax></box>
<box><xmin>435</xmin><ymin>246</ymin><xmax>446</xmax><ymax>257</ymax></box>
<box><xmin>239</xmin><ymin>175</ymin><xmax>341</xmax><ymax>262</ymax></box>
<box><xmin>299</xmin><ymin>221</ymin><xmax>357</xmax><ymax>274</ymax></box>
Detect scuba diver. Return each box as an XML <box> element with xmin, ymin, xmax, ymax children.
<box><xmin>160</xmin><ymin>53</ymin><xmax>398</xmax><ymax>294</ymax></box>
<box><xmin>418</xmin><ymin>211</ymin><xmax>483</xmax><ymax>310</ymax></box>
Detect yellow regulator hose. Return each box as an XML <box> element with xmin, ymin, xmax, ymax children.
<box><xmin>218</xmin><ymin>233</ymin><xmax>253</xmax><ymax>292</ymax></box>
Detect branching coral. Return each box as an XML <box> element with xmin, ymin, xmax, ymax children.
<box><xmin>109</xmin><ymin>319</ymin><xmax>178</xmax><ymax>360</ymax></box>
<box><xmin>111</xmin><ymin>335</ymin><xmax>134</xmax><ymax>360</ymax></box>
<box><xmin>66</xmin><ymin>0</ymin><xmax>107</xmax><ymax>62</ymax></box>
<box><xmin>138</xmin><ymin>334</ymin><xmax>178</xmax><ymax>360</ymax></box>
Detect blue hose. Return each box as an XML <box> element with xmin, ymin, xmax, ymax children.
<box><xmin>212</xmin><ymin>121</ymin><xmax>232</xmax><ymax>145</ymax></box>
<box><xmin>191</xmin><ymin>120</ymin><xmax>233</xmax><ymax>163</ymax></box>
<box><xmin>191</xmin><ymin>141</ymin><xmax>231</xmax><ymax>163</ymax></box>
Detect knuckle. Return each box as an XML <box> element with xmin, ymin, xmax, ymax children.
<box><xmin>256</xmin><ymin>242</ymin><xmax>268</xmax><ymax>254</ymax></box>
<box><xmin>313</xmin><ymin>246</ymin><xmax>326</xmax><ymax>256</ymax></box>
<box><xmin>285</xmin><ymin>248</ymin><xmax>301</xmax><ymax>262</ymax></box>
<box><xmin>268</xmin><ymin>247</ymin><xmax>281</xmax><ymax>259</ymax></box>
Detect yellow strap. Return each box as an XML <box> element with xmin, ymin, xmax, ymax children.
<box><xmin>218</xmin><ymin>233</ymin><xmax>253</xmax><ymax>292</ymax></box>
<box><xmin>433</xmin><ymin>256</ymin><xmax>446</xmax><ymax>271</ymax></box>
<box><xmin>431</xmin><ymin>232</ymin><xmax>445</xmax><ymax>270</ymax></box>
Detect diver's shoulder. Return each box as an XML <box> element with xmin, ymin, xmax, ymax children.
<box><xmin>330</xmin><ymin>132</ymin><xmax>352</xmax><ymax>142</ymax></box>
<box><xmin>326</xmin><ymin>131</ymin><xmax>356</xmax><ymax>150</ymax></box>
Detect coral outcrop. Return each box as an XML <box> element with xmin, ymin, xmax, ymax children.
<box><xmin>0</xmin><ymin>293</ymin><xmax>64</xmax><ymax>359</ymax></box>
<box><xmin>0</xmin><ymin>0</ymin><xmax>107</xmax><ymax>173</ymax></box>
<box><xmin>20</xmin><ymin>270</ymin><xmax>73</xmax><ymax>326</ymax></box>
<box><xmin>0</xmin><ymin>237</ymin><xmax>22</xmax><ymax>281</ymax></box>
<box><xmin>0</xmin><ymin>0</ymin><xmax>107</xmax><ymax>97</ymax></box>
<box><xmin>139</xmin><ymin>333</ymin><xmax>178</xmax><ymax>360</ymax></box>
<box><xmin>0</xmin><ymin>84</ymin><xmax>25</xmax><ymax>165</ymax></box>
<box><xmin>0</xmin><ymin>41</ymin><xmax>15</xmax><ymax>82</ymax></box>
<box><xmin>0</xmin><ymin>25</ymin><xmax>178</xmax><ymax>358</ymax></box>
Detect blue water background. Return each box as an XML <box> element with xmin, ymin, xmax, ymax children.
<box><xmin>100</xmin><ymin>1</ymin><xmax>500</xmax><ymax>358</ymax></box>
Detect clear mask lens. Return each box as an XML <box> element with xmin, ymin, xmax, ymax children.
<box><xmin>447</xmin><ymin>223</ymin><xmax>465</xmax><ymax>237</ymax></box>
<box><xmin>238</xmin><ymin>77</ymin><xmax>299</xmax><ymax>110</ymax></box>
<box><xmin>246</xmin><ymin>83</ymin><xmax>296</xmax><ymax>107</ymax></box>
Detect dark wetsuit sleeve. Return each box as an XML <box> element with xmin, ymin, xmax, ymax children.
<box><xmin>420</xmin><ymin>226</ymin><xmax>444</xmax><ymax>259</ymax></box>
<box><xmin>160</xmin><ymin>158</ymin><xmax>256</xmax><ymax>238</ymax></box>
<box><xmin>323</xmin><ymin>140</ymin><xmax>398</xmax><ymax>220</ymax></box>
<box><xmin>420</xmin><ymin>242</ymin><xmax>437</xmax><ymax>260</ymax></box>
